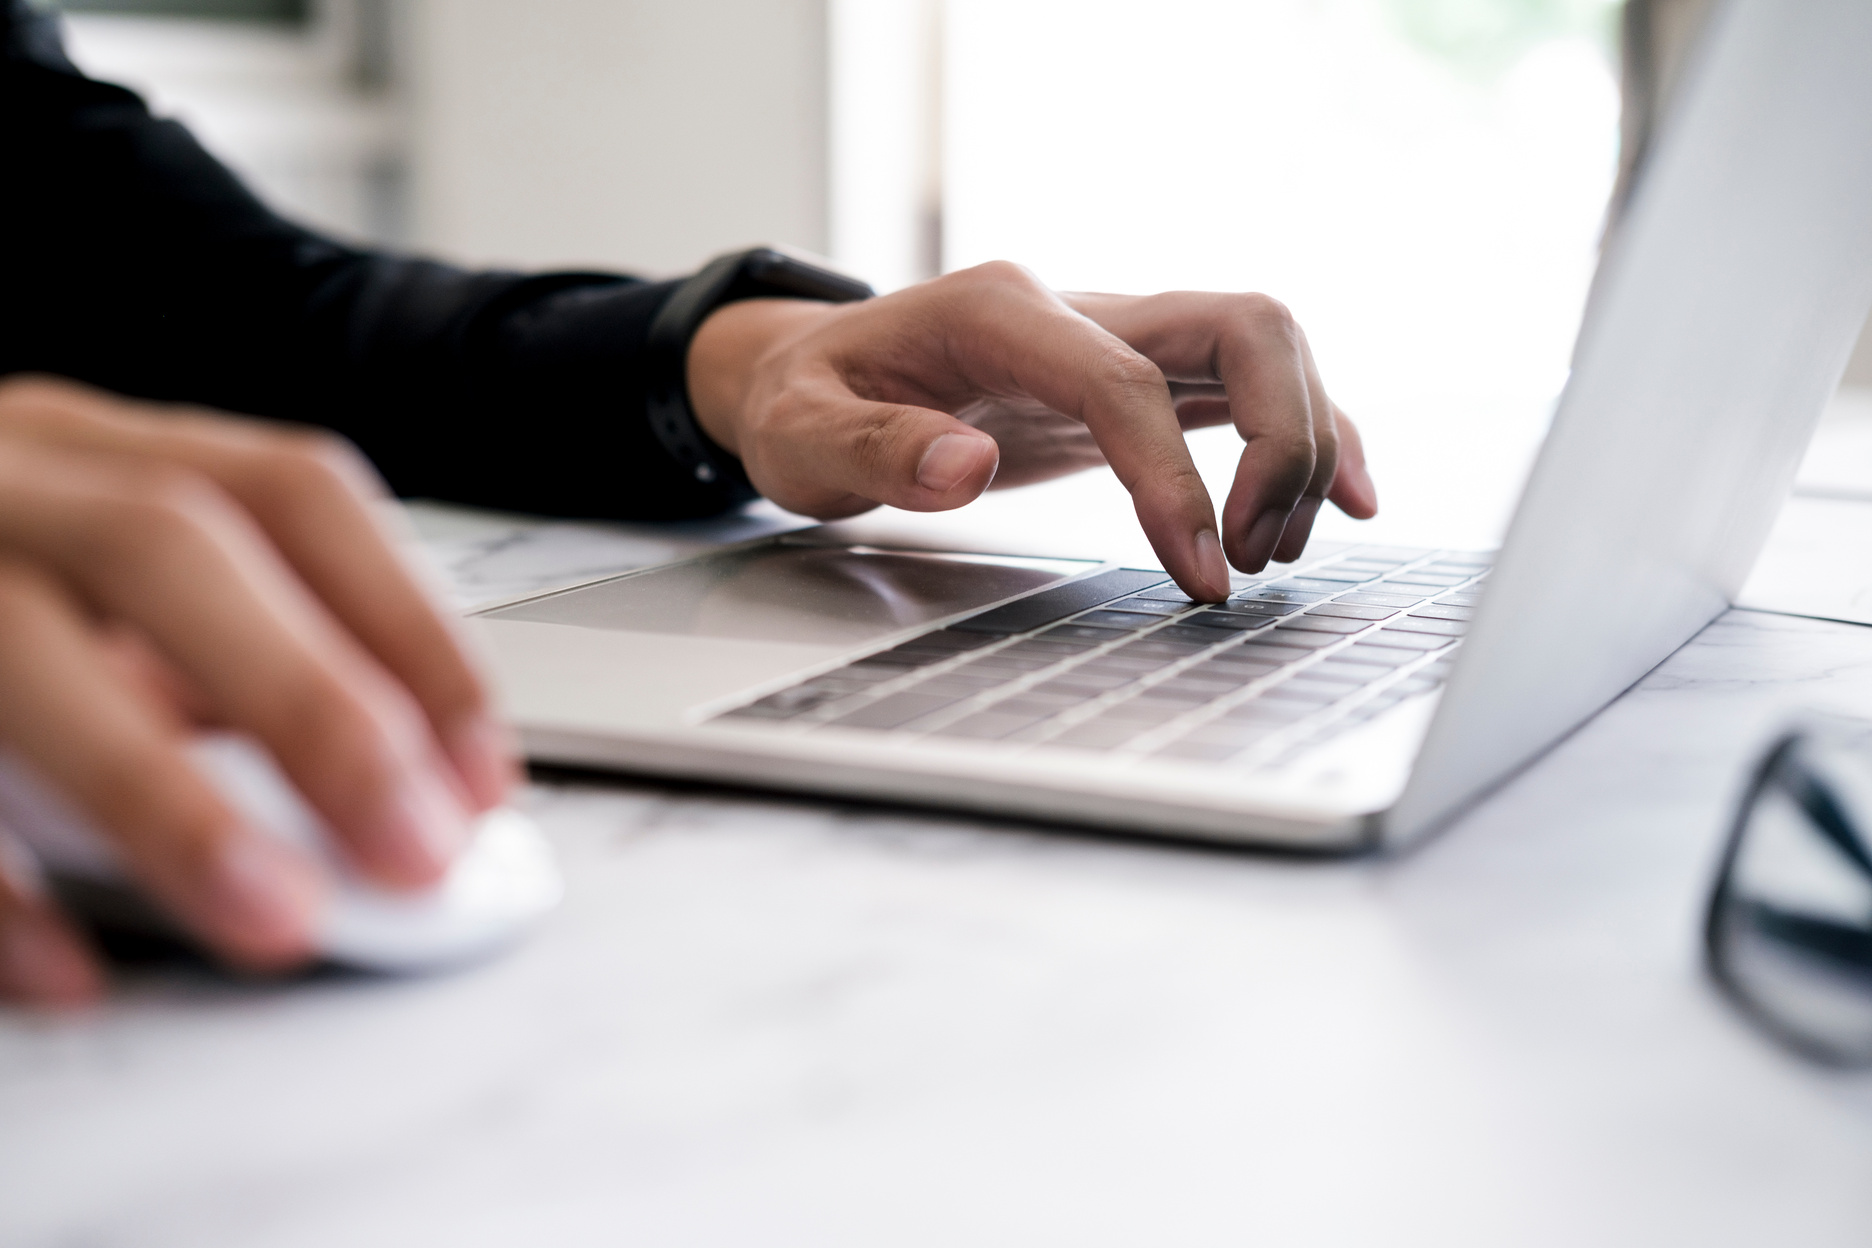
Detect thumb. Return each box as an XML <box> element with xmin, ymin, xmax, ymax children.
<box><xmin>745</xmin><ymin>380</ymin><xmax>1000</xmax><ymax>517</ymax></box>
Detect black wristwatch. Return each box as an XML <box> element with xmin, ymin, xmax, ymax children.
<box><xmin>645</xmin><ymin>247</ymin><xmax>875</xmax><ymax>496</ymax></box>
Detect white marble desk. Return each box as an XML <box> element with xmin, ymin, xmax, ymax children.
<box><xmin>7</xmin><ymin>437</ymin><xmax>1872</xmax><ymax>1244</ymax></box>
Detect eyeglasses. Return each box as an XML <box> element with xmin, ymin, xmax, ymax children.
<box><xmin>1706</xmin><ymin>717</ymin><xmax>1872</xmax><ymax>1067</ymax></box>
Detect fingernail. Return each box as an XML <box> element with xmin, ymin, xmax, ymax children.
<box><xmin>445</xmin><ymin>714</ymin><xmax>518</xmax><ymax>813</ymax></box>
<box><xmin>201</xmin><ymin>835</ymin><xmax>326</xmax><ymax>958</ymax></box>
<box><xmin>916</xmin><ymin>433</ymin><xmax>990</xmax><ymax>493</ymax></box>
<box><xmin>0</xmin><ymin>910</ymin><xmax>102</xmax><ymax>1006</ymax></box>
<box><xmin>1243</xmin><ymin>509</ymin><xmax>1289</xmax><ymax>572</ymax></box>
<box><xmin>1193</xmin><ymin>528</ymin><xmax>1229</xmax><ymax>601</ymax></box>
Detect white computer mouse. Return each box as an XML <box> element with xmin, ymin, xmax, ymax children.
<box><xmin>0</xmin><ymin>734</ymin><xmax>562</xmax><ymax>975</ymax></box>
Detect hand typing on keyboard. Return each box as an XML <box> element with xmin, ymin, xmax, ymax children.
<box><xmin>686</xmin><ymin>265</ymin><xmax>1380</xmax><ymax>603</ymax></box>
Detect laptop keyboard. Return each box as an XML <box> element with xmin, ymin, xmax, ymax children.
<box><xmin>708</xmin><ymin>546</ymin><xmax>1489</xmax><ymax>770</ymax></box>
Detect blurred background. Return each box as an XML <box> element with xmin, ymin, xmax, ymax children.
<box><xmin>42</xmin><ymin>0</ymin><xmax>1872</xmax><ymax>550</ymax></box>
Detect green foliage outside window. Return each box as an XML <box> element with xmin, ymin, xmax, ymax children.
<box><xmin>1383</xmin><ymin>0</ymin><xmax>1620</xmax><ymax>77</ymax></box>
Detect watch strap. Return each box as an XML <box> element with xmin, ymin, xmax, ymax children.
<box><xmin>644</xmin><ymin>247</ymin><xmax>875</xmax><ymax>494</ymax></box>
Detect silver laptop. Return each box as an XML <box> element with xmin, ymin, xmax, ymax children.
<box><xmin>476</xmin><ymin>0</ymin><xmax>1872</xmax><ymax>851</ymax></box>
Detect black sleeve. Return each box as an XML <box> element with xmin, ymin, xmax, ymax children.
<box><xmin>0</xmin><ymin>0</ymin><xmax>747</xmax><ymax>521</ymax></box>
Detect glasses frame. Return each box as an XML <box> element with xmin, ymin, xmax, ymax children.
<box><xmin>1704</xmin><ymin>729</ymin><xmax>1872</xmax><ymax>1068</ymax></box>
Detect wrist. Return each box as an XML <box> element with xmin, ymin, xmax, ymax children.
<box><xmin>686</xmin><ymin>298</ymin><xmax>841</xmax><ymax>455</ymax></box>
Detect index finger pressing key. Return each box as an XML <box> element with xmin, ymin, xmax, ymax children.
<box><xmin>944</xmin><ymin>265</ymin><xmax>1231</xmax><ymax>600</ymax></box>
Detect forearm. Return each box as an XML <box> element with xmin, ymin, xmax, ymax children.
<box><xmin>1</xmin><ymin>1</ymin><xmax>743</xmax><ymax>521</ymax></box>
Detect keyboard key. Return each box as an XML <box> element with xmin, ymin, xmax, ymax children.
<box><xmin>1343</xmin><ymin>641</ymin><xmax>1422</xmax><ymax>666</ymax></box>
<box><xmin>932</xmin><ymin>710</ymin><xmax>1050</xmax><ymax>740</ymax></box>
<box><xmin>1278</xmin><ymin>615</ymin><xmax>1369</xmax><ymax>635</ymax></box>
<box><xmin>1385</xmin><ymin>616</ymin><xmax>1467</xmax><ymax>637</ymax></box>
<box><xmin>1031</xmin><ymin>670</ymin><xmax>1136</xmax><ymax>696</ymax></box>
<box><xmin>825</xmin><ymin>690</ymin><xmax>968</xmax><ymax>730</ymax></box>
<box><xmin>1082</xmin><ymin>652</ymin><xmax>1179</xmax><ymax>675</ymax></box>
<box><xmin>1366</xmin><ymin>628</ymin><xmax>1454</xmax><ymax>652</ymax></box>
<box><xmin>1434</xmin><ymin>592</ymin><xmax>1482</xmax><ymax>607</ymax></box>
<box><xmin>1108</xmin><ymin>596</ymin><xmax>1190</xmax><ymax>616</ymax></box>
<box><xmin>1187</xmin><ymin>655</ymin><xmax>1280</xmax><ymax>680</ymax></box>
<box><xmin>1040</xmin><ymin>624</ymin><xmax>1127</xmax><ymax>643</ymax></box>
<box><xmin>1410</xmin><ymin>604</ymin><xmax>1474</xmax><ymax>621</ymax></box>
<box><xmin>918</xmin><ymin>673</ymin><xmax>1011</xmax><ymax>697</ymax></box>
<box><xmin>1210</xmin><ymin>598</ymin><xmax>1303</xmax><ymax>617</ymax></box>
<box><xmin>836</xmin><ymin>662</ymin><xmax>921</xmax><ymax>683</ymax></box>
<box><xmin>1048</xmin><ymin>718</ymin><xmax>1152</xmax><ymax>750</ymax></box>
<box><xmin>1187</xmin><ymin>611</ymin><xmax>1279</xmax><ymax>632</ymax></box>
<box><xmin>1263</xmin><ymin>628</ymin><xmax>1343</xmax><ymax>649</ymax></box>
<box><xmin>1151</xmin><ymin>624</ymin><xmax>1229</xmax><ymax>645</ymax></box>
<box><xmin>1307</xmin><ymin>602</ymin><xmax>1398</xmax><ymax>621</ymax></box>
<box><xmin>1076</xmin><ymin>609</ymin><xmax>1162</xmax><ymax>630</ymax></box>
<box><xmin>1006</xmin><ymin>638</ymin><xmax>1097</xmax><ymax>658</ymax></box>
<box><xmin>1380</xmin><ymin>574</ymin><xmax>1466</xmax><ymax>588</ymax></box>
<box><xmin>725</xmin><ymin>683</ymin><xmax>854</xmax><ymax>719</ymax></box>
<box><xmin>928</xmin><ymin>628</ymin><xmax>1002</xmax><ymax>649</ymax></box>
<box><xmin>1217</xmin><ymin>697</ymin><xmax>1315</xmax><ymax>723</ymax></box>
<box><xmin>1261</xmin><ymin>682</ymin><xmax>1338</xmax><ymax>705</ymax></box>
<box><xmin>1103</xmin><ymin>696</ymin><xmax>1196</xmax><ymax>723</ymax></box>
<box><xmin>1117</xmin><ymin>640</ymin><xmax>1209</xmax><ymax>660</ymax></box>
<box><xmin>1350</xmin><ymin>545</ymin><xmax>1432</xmax><ymax>561</ymax></box>
<box><xmin>1281</xmin><ymin>674</ymin><xmax>1361</xmax><ymax>699</ymax></box>
<box><xmin>950</xmin><ymin>568</ymin><xmax>1171</xmax><ymax>635</ymax></box>
<box><xmin>1132</xmin><ymin>584</ymin><xmax>1198</xmax><ymax>604</ymax></box>
<box><xmin>876</xmin><ymin>646</ymin><xmax>966</xmax><ymax>668</ymax></box>
<box><xmin>1134</xmin><ymin>681</ymin><xmax>1220</xmax><ymax>704</ymax></box>
<box><xmin>1309</xmin><ymin>658</ymin><xmax>1393</xmax><ymax>683</ymax></box>
<box><xmin>960</xmin><ymin>653</ymin><xmax>1053</xmax><ymax>673</ymax></box>
<box><xmin>1236</xmin><ymin>588</ymin><xmax>1329</xmax><ymax>604</ymax></box>
<box><xmin>989</xmin><ymin>694</ymin><xmax>1077</xmax><ymax>718</ymax></box>
<box><xmin>1299</xmin><ymin>567</ymin><xmax>1380</xmax><ymax>583</ymax></box>
<box><xmin>1336</xmin><ymin>591</ymin><xmax>1427</xmax><ymax>608</ymax></box>
<box><xmin>1273</xmin><ymin>577</ymin><xmax>1357</xmax><ymax>593</ymax></box>
<box><xmin>1236</xmin><ymin>640</ymin><xmax>1318</xmax><ymax>663</ymax></box>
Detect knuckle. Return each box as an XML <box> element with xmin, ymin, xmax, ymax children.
<box><xmin>961</xmin><ymin>259</ymin><xmax>1042</xmax><ymax>293</ymax></box>
<box><xmin>1234</xmin><ymin>292</ymin><xmax>1299</xmax><ymax>340</ymax></box>
<box><xmin>1098</xmin><ymin>345</ymin><xmax>1166</xmax><ymax>394</ymax></box>
<box><xmin>249</xmin><ymin>427</ymin><xmax>380</xmax><ymax>511</ymax></box>
<box><xmin>88</xmin><ymin>466</ymin><xmax>238</xmax><ymax>572</ymax></box>
<box><xmin>848</xmin><ymin>404</ymin><xmax>907</xmax><ymax>478</ymax></box>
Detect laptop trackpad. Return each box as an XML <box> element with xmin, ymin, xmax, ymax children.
<box><xmin>482</xmin><ymin>539</ymin><xmax>1092</xmax><ymax>647</ymax></box>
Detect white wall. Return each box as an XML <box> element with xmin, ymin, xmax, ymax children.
<box><xmin>405</xmin><ymin>0</ymin><xmax>833</xmax><ymax>276</ymax></box>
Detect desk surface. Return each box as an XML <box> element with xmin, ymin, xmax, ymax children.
<box><xmin>6</xmin><ymin>410</ymin><xmax>1872</xmax><ymax>1245</ymax></box>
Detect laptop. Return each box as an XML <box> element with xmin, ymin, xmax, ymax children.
<box><xmin>475</xmin><ymin>0</ymin><xmax>1872</xmax><ymax>851</ymax></box>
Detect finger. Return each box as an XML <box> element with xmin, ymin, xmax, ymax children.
<box><xmin>739</xmin><ymin>370</ymin><xmax>1001</xmax><ymax>518</ymax></box>
<box><xmin>1210</xmin><ymin>301</ymin><xmax>1318</xmax><ymax>574</ymax></box>
<box><xmin>0</xmin><ymin>828</ymin><xmax>104</xmax><ymax>1007</ymax></box>
<box><xmin>0</xmin><ymin>559</ymin><xmax>324</xmax><ymax>971</ymax></box>
<box><xmin>0</xmin><ymin>440</ymin><xmax>469</xmax><ymax>889</ymax></box>
<box><xmin>928</xmin><ymin>265</ymin><xmax>1229</xmax><ymax>600</ymax></box>
<box><xmin>0</xmin><ymin>378</ymin><xmax>513</xmax><ymax>811</ymax></box>
<box><xmin>1327</xmin><ymin>405</ymin><xmax>1379</xmax><ymax>518</ymax></box>
<box><xmin>1268</xmin><ymin>328</ymin><xmax>1342</xmax><ymax>565</ymax></box>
